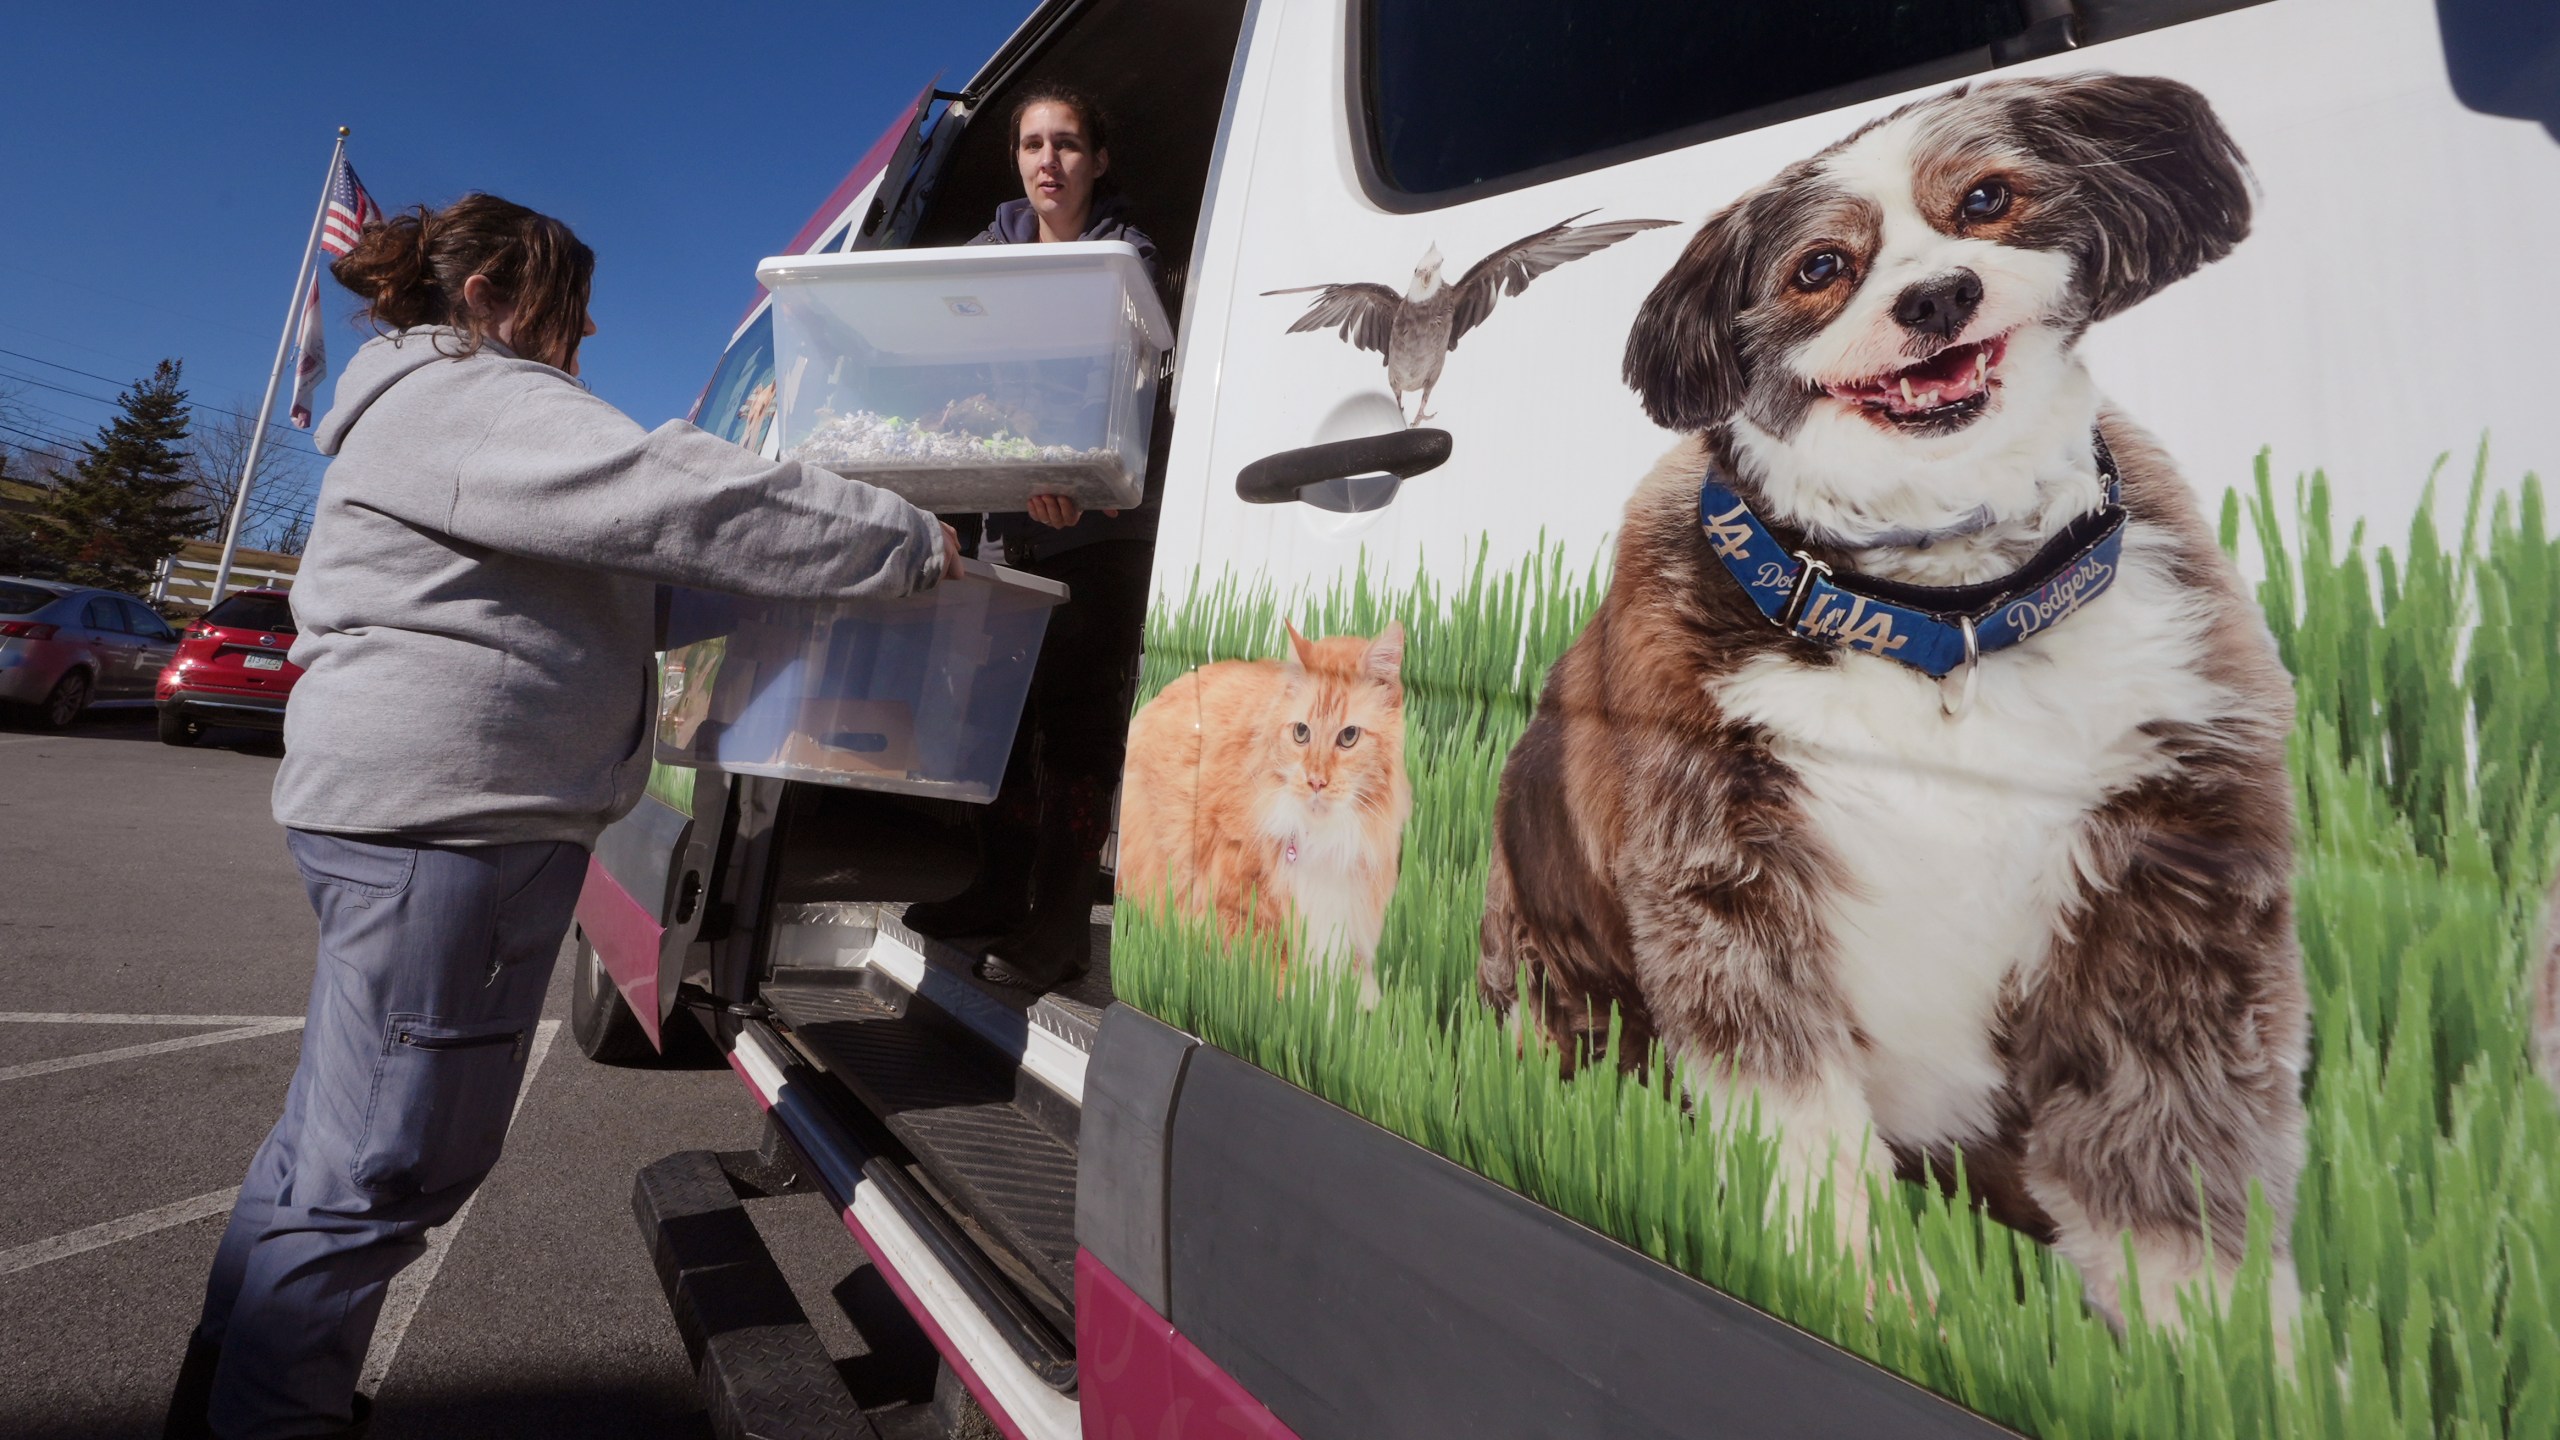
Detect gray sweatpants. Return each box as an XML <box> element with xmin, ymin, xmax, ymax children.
<box><xmin>190</xmin><ymin>830</ymin><xmax>586</xmax><ymax>1439</ymax></box>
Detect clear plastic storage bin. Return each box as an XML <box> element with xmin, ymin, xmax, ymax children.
<box><xmin>655</xmin><ymin>561</ymin><xmax>1070</xmax><ymax>801</ymax></box>
<box><xmin>757</xmin><ymin>241</ymin><xmax>1172</xmax><ymax>513</ymax></box>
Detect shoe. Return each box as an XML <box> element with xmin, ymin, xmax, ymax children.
<box><xmin>161</xmin><ymin>1337</ymin><xmax>220</xmax><ymax>1439</ymax></box>
<box><xmin>976</xmin><ymin>903</ymin><xmax>1096</xmax><ymax>992</ymax></box>
<box><xmin>164</xmin><ymin>1338</ymin><xmax>369</xmax><ymax>1440</ymax></box>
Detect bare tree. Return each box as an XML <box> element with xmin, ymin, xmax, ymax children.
<box><xmin>183</xmin><ymin>404</ymin><xmax>320</xmax><ymax>553</ymax></box>
<box><xmin>0</xmin><ymin>381</ymin><xmax>73</xmax><ymax>575</ymax></box>
<box><xmin>267</xmin><ymin>510</ymin><xmax>311</xmax><ymax>557</ymax></box>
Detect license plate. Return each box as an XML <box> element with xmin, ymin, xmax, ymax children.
<box><xmin>243</xmin><ymin>653</ymin><xmax>284</xmax><ymax>671</ymax></box>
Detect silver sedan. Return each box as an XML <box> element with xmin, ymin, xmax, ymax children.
<box><xmin>0</xmin><ymin>577</ymin><xmax>183</xmax><ymax>729</ymax></box>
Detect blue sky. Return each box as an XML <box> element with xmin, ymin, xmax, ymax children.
<box><xmin>0</xmin><ymin>0</ymin><xmax>1029</xmax><ymax>538</ymax></box>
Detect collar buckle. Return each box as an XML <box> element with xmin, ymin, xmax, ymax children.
<box><xmin>1939</xmin><ymin>614</ymin><xmax>1981</xmax><ymax>717</ymax></box>
<box><xmin>1778</xmin><ymin>553</ymin><xmax>1831</xmax><ymax>630</ymax></box>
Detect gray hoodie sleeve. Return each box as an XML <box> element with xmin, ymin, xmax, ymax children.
<box><xmin>430</xmin><ymin>377</ymin><xmax>944</xmax><ymax>602</ymax></box>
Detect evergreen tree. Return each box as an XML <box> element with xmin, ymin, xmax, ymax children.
<box><xmin>41</xmin><ymin>360</ymin><xmax>202</xmax><ymax>594</ymax></box>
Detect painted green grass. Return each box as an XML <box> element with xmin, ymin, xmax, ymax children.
<box><xmin>1116</xmin><ymin>442</ymin><xmax>2560</xmax><ymax>1438</ymax></box>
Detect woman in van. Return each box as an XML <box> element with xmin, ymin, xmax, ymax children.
<box><xmin>165</xmin><ymin>194</ymin><xmax>960</xmax><ymax>1440</ymax></box>
<box><xmin>902</xmin><ymin>84</ymin><xmax>1164</xmax><ymax>991</ymax></box>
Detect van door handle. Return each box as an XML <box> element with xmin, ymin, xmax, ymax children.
<box><xmin>1236</xmin><ymin>429</ymin><xmax>1453</xmax><ymax>506</ymax></box>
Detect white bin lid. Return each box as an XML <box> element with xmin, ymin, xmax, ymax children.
<box><xmin>755</xmin><ymin>241</ymin><xmax>1173</xmax><ymax>354</ymax></box>
<box><xmin>955</xmin><ymin>556</ymin><xmax>1070</xmax><ymax>601</ymax></box>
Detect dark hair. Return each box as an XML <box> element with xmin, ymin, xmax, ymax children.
<box><xmin>330</xmin><ymin>194</ymin><xmax>596</xmax><ymax>371</ymax></box>
<box><xmin>1006</xmin><ymin>82</ymin><xmax>1110</xmax><ymax>156</ymax></box>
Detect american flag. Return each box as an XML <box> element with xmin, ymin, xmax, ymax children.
<box><xmin>291</xmin><ymin>155</ymin><xmax>383</xmax><ymax>427</ymax></box>
<box><xmin>320</xmin><ymin>155</ymin><xmax>383</xmax><ymax>260</ymax></box>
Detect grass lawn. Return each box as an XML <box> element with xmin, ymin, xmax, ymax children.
<box><xmin>1117</xmin><ymin>443</ymin><xmax>2559</xmax><ymax>1439</ymax></box>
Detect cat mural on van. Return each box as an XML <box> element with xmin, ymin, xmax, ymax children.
<box><xmin>1481</xmin><ymin>74</ymin><xmax>2312</xmax><ymax>1344</ymax></box>
<box><xmin>1118</xmin><ymin>623</ymin><xmax>1411</xmax><ymax>1006</ymax></box>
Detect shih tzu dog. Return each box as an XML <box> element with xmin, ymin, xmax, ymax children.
<box><xmin>1482</xmin><ymin>74</ymin><xmax>2311</xmax><ymax>1341</ymax></box>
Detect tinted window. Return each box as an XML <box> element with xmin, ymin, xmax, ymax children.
<box><xmin>0</xmin><ymin>582</ymin><xmax>55</xmax><ymax>615</ymax></box>
<box><xmin>204</xmin><ymin>593</ymin><xmax>297</xmax><ymax>635</ymax></box>
<box><xmin>694</xmin><ymin>309</ymin><xmax>779</xmax><ymax>451</ymax></box>
<box><xmin>82</xmin><ymin>597</ymin><xmax>129</xmax><ymax>633</ymax></box>
<box><xmin>1362</xmin><ymin>0</ymin><xmax>2029</xmax><ymax>200</ymax></box>
<box><xmin>121</xmin><ymin>600</ymin><xmax>177</xmax><ymax>641</ymax></box>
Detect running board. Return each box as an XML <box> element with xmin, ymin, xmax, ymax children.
<box><xmin>631</xmin><ymin>1149</ymin><xmax>876</xmax><ymax>1440</ymax></box>
<box><xmin>761</xmin><ymin>967</ymin><xmax>1080</xmax><ymax>1323</ymax></box>
<box><xmin>729</xmin><ymin>1020</ymin><xmax>1083</xmax><ymax>1440</ymax></box>
<box><xmin>766</xmin><ymin>903</ymin><xmax>1093</xmax><ymax>1101</ymax></box>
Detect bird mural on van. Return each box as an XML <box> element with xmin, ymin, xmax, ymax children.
<box><xmin>1263</xmin><ymin>211</ymin><xmax>1677</xmax><ymax>424</ymax></box>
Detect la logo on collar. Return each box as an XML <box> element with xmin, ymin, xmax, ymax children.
<box><xmin>1695</xmin><ymin>432</ymin><xmax>2126</xmax><ymax>698</ymax></box>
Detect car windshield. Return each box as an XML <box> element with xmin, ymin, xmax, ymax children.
<box><xmin>204</xmin><ymin>594</ymin><xmax>297</xmax><ymax>634</ymax></box>
<box><xmin>0</xmin><ymin>581</ymin><xmax>58</xmax><ymax>615</ymax></box>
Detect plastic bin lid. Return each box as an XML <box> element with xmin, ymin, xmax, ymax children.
<box><xmin>755</xmin><ymin>241</ymin><xmax>1173</xmax><ymax>351</ymax></box>
<box><xmin>955</xmin><ymin>556</ymin><xmax>1070</xmax><ymax>600</ymax></box>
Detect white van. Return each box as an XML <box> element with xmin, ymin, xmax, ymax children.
<box><xmin>582</xmin><ymin>2</ymin><xmax>2560</xmax><ymax>1437</ymax></box>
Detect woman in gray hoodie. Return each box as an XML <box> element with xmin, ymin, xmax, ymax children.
<box><xmin>166</xmin><ymin>194</ymin><xmax>959</xmax><ymax>1440</ymax></box>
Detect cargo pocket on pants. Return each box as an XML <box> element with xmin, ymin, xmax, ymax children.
<box><xmin>351</xmin><ymin>1014</ymin><xmax>528</xmax><ymax>1198</ymax></box>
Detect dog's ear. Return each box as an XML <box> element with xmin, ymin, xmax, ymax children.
<box><xmin>2006</xmin><ymin>73</ymin><xmax>2253</xmax><ymax>322</ymax></box>
<box><xmin>1622</xmin><ymin>196</ymin><xmax>1763</xmax><ymax>433</ymax></box>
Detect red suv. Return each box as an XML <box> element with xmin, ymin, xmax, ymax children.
<box><xmin>156</xmin><ymin>589</ymin><xmax>303</xmax><ymax>745</ymax></box>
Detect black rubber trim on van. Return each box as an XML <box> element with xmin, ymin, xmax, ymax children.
<box><xmin>1075</xmin><ymin>1005</ymin><xmax>1198</xmax><ymax>1316</ymax></box>
<box><xmin>1162</xmin><ymin>1041</ymin><xmax>2020</xmax><ymax>1439</ymax></box>
<box><xmin>1342</xmin><ymin>0</ymin><xmax>2276</xmax><ymax>214</ymax></box>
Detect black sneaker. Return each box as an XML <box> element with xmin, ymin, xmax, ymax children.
<box><xmin>160</xmin><ymin>1337</ymin><xmax>219</xmax><ymax>1439</ymax></box>
<box><xmin>975</xmin><ymin>906</ymin><xmax>1094</xmax><ymax>992</ymax></box>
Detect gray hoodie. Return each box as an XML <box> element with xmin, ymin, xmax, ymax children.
<box><xmin>277</xmin><ymin>327</ymin><xmax>944</xmax><ymax>847</ymax></box>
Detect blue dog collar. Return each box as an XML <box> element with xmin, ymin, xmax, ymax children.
<box><xmin>1694</xmin><ymin>434</ymin><xmax>2125</xmax><ymax>682</ymax></box>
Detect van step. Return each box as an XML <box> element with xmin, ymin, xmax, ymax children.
<box><xmin>762</xmin><ymin>969</ymin><xmax>1081</xmax><ymax>1325</ymax></box>
<box><xmin>632</xmin><ymin>1149</ymin><xmax>876</xmax><ymax>1440</ymax></box>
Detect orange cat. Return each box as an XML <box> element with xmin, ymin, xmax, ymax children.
<box><xmin>1118</xmin><ymin>623</ymin><xmax>1411</xmax><ymax>1005</ymax></box>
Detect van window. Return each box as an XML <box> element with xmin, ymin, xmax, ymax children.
<box><xmin>695</xmin><ymin>309</ymin><xmax>779</xmax><ymax>450</ymax></box>
<box><xmin>1360</xmin><ymin>0</ymin><xmax>2034</xmax><ymax>201</ymax></box>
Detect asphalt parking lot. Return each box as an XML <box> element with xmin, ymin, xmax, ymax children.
<box><xmin>0</xmin><ymin>710</ymin><xmax>925</xmax><ymax>1439</ymax></box>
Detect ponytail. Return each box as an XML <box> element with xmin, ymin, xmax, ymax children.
<box><xmin>331</xmin><ymin>207</ymin><xmax>444</xmax><ymax>330</ymax></box>
<box><xmin>329</xmin><ymin>194</ymin><xmax>595</xmax><ymax>371</ymax></box>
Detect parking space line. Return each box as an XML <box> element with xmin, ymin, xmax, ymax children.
<box><xmin>0</xmin><ymin>1021</ymin><xmax>304</xmax><ymax>1082</ymax></box>
<box><xmin>0</xmin><ymin>1185</ymin><xmax>241</xmax><ymax>1279</ymax></box>
<box><xmin>359</xmin><ymin>1018</ymin><xmax>562</xmax><ymax>1392</ymax></box>
<box><xmin>0</xmin><ymin>1012</ymin><xmax>305</xmax><ymax>1026</ymax></box>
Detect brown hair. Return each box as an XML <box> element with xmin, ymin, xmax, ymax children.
<box><xmin>1007</xmin><ymin>82</ymin><xmax>1110</xmax><ymax>156</ymax></box>
<box><xmin>330</xmin><ymin>194</ymin><xmax>596</xmax><ymax>371</ymax></box>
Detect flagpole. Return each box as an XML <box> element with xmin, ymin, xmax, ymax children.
<box><xmin>206</xmin><ymin>126</ymin><xmax>346</xmax><ymax>611</ymax></box>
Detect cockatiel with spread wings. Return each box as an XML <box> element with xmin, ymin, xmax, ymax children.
<box><xmin>1263</xmin><ymin>210</ymin><xmax>1677</xmax><ymax>423</ymax></box>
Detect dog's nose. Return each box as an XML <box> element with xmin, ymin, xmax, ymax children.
<box><xmin>1893</xmin><ymin>269</ymin><xmax>1984</xmax><ymax>338</ymax></box>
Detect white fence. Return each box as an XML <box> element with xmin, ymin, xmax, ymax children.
<box><xmin>151</xmin><ymin>554</ymin><xmax>297</xmax><ymax>608</ymax></box>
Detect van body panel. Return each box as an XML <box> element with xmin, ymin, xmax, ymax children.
<box><xmin>1074</xmin><ymin>1249</ymin><xmax>1299</xmax><ymax>1440</ymax></box>
<box><xmin>1117</xmin><ymin>0</ymin><xmax>2560</xmax><ymax>1434</ymax></box>
<box><xmin>1159</xmin><ymin>1045</ymin><xmax>2013</xmax><ymax>1439</ymax></box>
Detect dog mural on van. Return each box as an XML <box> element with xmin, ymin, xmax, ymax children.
<box><xmin>1478</xmin><ymin>74</ymin><xmax>2312</xmax><ymax>1344</ymax></box>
